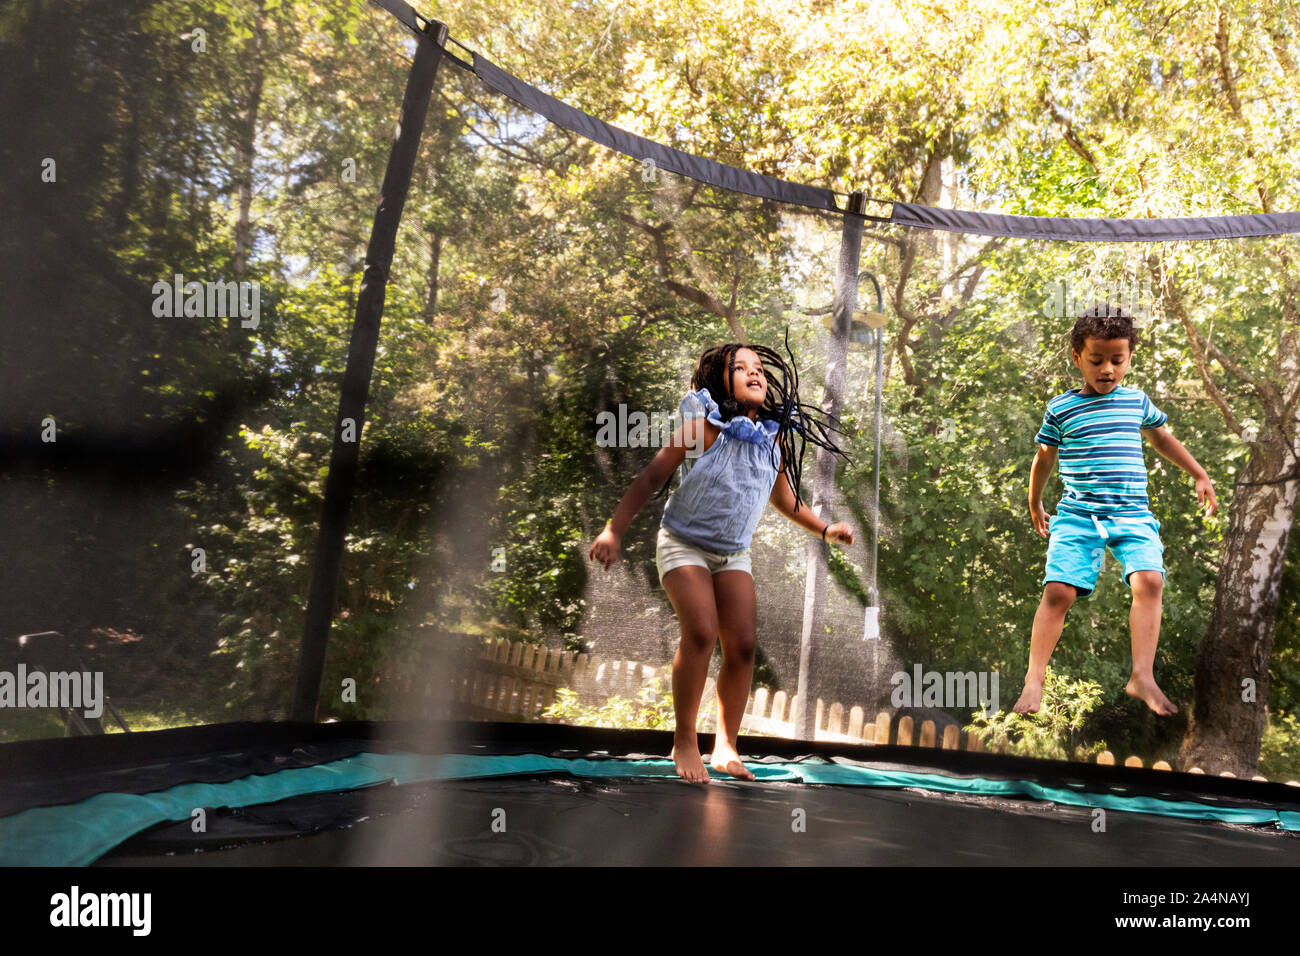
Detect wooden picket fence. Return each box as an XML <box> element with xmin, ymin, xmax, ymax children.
<box><xmin>445</xmin><ymin>637</ymin><xmax>1299</xmax><ymax>784</ymax></box>
<box><xmin>438</xmin><ymin>637</ymin><xmax>659</xmax><ymax>721</ymax></box>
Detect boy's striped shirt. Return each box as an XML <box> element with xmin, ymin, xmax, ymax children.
<box><xmin>1035</xmin><ymin>385</ymin><xmax>1168</xmax><ymax>517</ymax></box>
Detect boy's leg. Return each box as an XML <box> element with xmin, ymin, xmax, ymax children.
<box><xmin>1125</xmin><ymin>569</ymin><xmax>1176</xmax><ymax>715</ymax></box>
<box><xmin>661</xmin><ymin>564</ymin><xmax>720</xmax><ymax>783</ymax></box>
<box><xmin>1109</xmin><ymin>515</ymin><xmax>1176</xmax><ymax>715</ymax></box>
<box><xmin>1016</xmin><ymin>511</ymin><xmax>1101</xmax><ymax>713</ymax></box>
<box><xmin>710</xmin><ymin>568</ymin><xmax>757</xmax><ymax>780</ymax></box>
<box><xmin>1013</xmin><ymin>582</ymin><xmax>1077</xmax><ymax>712</ymax></box>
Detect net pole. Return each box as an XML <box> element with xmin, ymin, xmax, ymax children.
<box><xmin>292</xmin><ymin>20</ymin><xmax>449</xmax><ymax>723</ymax></box>
<box><xmin>793</xmin><ymin>191</ymin><xmax>865</xmax><ymax>739</ymax></box>
<box><xmin>871</xmin><ymin>277</ymin><xmax>883</xmax><ymax>609</ymax></box>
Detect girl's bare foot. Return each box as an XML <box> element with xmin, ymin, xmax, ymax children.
<box><xmin>671</xmin><ymin>739</ymin><xmax>711</xmax><ymax>784</ymax></box>
<box><xmin>1012</xmin><ymin>681</ymin><xmax>1044</xmax><ymax>713</ymax></box>
<box><xmin>709</xmin><ymin>742</ymin><xmax>756</xmax><ymax>781</ymax></box>
<box><xmin>1126</xmin><ymin>675</ymin><xmax>1178</xmax><ymax>716</ymax></box>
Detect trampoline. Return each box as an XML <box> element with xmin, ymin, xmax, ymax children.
<box><xmin>5</xmin><ymin>0</ymin><xmax>1300</xmax><ymax>894</ymax></box>
<box><xmin>3</xmin><ymin>719</ymin><xmax>1298</xmax><ymax>867</ymax></box>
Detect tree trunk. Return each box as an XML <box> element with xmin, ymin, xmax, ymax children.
<box><xmin>1179</xmin><ymin>437</ymin><xmax>1299</xmax><ymax>774</ymax></box>
<box><xmin>424</xmin><ymin>229</ymin><xmax>442</xmax><ymax>321</ymax></box>
<box><xmin>114</xmin><ymin>86</ymin><xmax>140</xmax><ymax>235</ymax></box>
<box><xmin>1167</xmin><ymin>258</ymin><xmax>1300</xmax><ymax>773</ymax></box>
<box><xmin>231</xmin><ymin>2</ymin><xmax>267</xmax><ymax>281</ymax></box>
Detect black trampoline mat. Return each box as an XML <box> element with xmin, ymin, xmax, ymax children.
<box><xmin>96</xmin><ymin>773</ymin><xmax>1300</xmax><ymax>867</ymax></box>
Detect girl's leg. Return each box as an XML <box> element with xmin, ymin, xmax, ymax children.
<box><xmin>661</xmin><ymin>564</ymin><xmax>720</xmax><ymax>783</ymax></box>
<box><xmin>711</xmin><ymin>569</ymin><xmax>757</xmax><ymax>780</ymax></box>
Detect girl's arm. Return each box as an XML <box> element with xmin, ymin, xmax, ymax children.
<box><xmin>589</xmin><ymin>418</ymin><xmax>707</xmax><ymax>569</ymax></box>
<box><xmin>606</xmin><ymin>417</ymin><xmax>708</xmax><ymax>535</ymax></box>
<box><xmin>768</xmin><ymin>457</ymin><xmax>854</xmax><ymax>544</ymax></box>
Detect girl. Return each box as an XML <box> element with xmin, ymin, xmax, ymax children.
<box><xmin>587</xmin><ymin>338</ymin><xmax>855</xmax><ymax>783</ymax></box>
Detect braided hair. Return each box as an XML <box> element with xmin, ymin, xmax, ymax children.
<box><xmin>651</xmin><ymin>328</ymin><xmax>853</xmax><ymax>512</ymax></box>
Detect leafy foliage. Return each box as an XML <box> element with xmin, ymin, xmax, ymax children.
<box><xmin>542</xmin><ymin>677</ymin><xmax>676</xmax><ymax>730</ymax></box>
<box><xmin>1259</xmin><ymin>711</ymin><xmax>1300</xmax><ymax>783</ymax></box>
<box><xmin>965</xmin><ymin>668</ymin><xmax>1108</xmax><ymax>761</ymax></box>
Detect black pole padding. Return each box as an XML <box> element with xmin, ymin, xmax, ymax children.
<box><xmin>292</xmin><ymin>23</ymin><xmax>448</xmax><ymax>723</ymax></box>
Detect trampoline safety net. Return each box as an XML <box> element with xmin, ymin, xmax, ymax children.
<box><xmin>2</xmin><ymin>0</ymin><xmax>1299</xmax><ymax>806</ymax></box>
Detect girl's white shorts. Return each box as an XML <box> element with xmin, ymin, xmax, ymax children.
<box><xmin>655</xmin><ymin>527</ymin><xmax>752</xmax><ymax>582</ymax></box>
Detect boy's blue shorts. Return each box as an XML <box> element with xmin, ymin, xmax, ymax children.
<box><xmin>1042</xmin><ymin>510</ymin><xmax>1165</xmax><ymax>598</ymax></box>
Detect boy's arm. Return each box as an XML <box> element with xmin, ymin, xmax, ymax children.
<box><xmin>1029</xmin><ymin>444</ymin><xmax>1057</xmax><ymax>538</ymax></box>
<box><xmin>1143</xmin><ymin>426</ymin><xmax>1219</xmax><ymax>516</ymax></box>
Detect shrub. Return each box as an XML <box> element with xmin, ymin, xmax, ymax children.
<box><xmin>542</xmin><ymin>676</ymin><xmax>675</xmax><ymax>729</ymax></box>
<box><xmin>964</xmin><ymin>667</ymin><xmax>1107</xmax><ymax>761</ymax></box>
<box><xmin>1260</xmin><ymin>710</ymin><xmax>1300</xmax><ymax>782</ymax></box>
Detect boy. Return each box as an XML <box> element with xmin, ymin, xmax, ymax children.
<box><xmin>1014</xmin><ymin>306</ymin><xmax>1218</xmax><ymax>716</ymax></box>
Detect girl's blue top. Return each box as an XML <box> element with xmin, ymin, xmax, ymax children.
<box><xmin>660</xmin><ymin>387</ymin><xmax>783</xmax><ymax>554</ymax></box>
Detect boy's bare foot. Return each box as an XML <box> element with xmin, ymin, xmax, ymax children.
<box><xmin>708</xmin><ymin>742</ymin><xmax>756</xmax><ymax>781</ymax></box>
<box><xmin>671</xmin><ymin>740</ymin><xmax>712</xmax><ymax>784</ymax></box>
<box><xmin>1126</xmin><ymin>675</ymin><xmax>1178</xmax><ymax>716</ymax></box>
<box><xmin>1012</xmin><ymin>681</ymin><xmax>1044</xmax><ymax>713</ymax></box>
